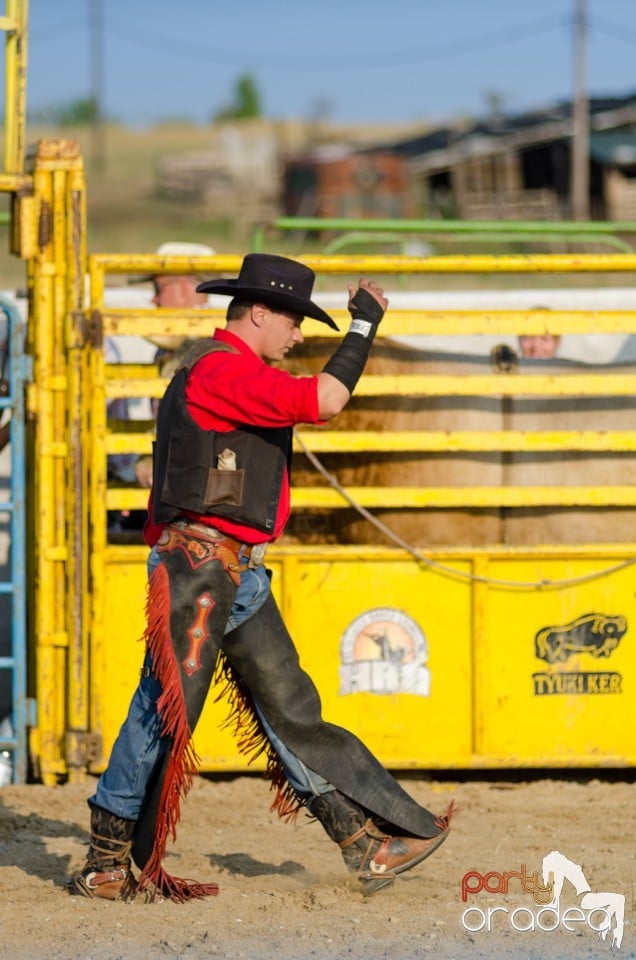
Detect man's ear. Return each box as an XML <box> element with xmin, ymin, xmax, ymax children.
<box><xmin>250</xmin><ymin>302</ymin><xmax>268</xmax><ymax>327</ymax></box>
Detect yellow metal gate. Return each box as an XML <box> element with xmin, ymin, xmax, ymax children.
<box><xmin>3</xmin><ymin>0</ymin><xmax>635</xmax><ymax>786</ymax></box>
<box><xmin>75</xmin><ymin>250</ymin><xmax>636</xmax><ymax>784</ymax></box>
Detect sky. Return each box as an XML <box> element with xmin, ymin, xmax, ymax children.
<box><xmin>10</xmin><ymin>0</ymin><xmax>636</xmax><ymax>128</ymax></box>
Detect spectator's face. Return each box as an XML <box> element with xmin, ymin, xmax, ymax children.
<box><xmin>152</xmin><ymin>275</ymin><xmax>201</xmax><ymax>308</ymax></box>
<box><xmin>519</xmin><ymin>334</ymin><xmax>560</xmax><ymax>359</ymax></box>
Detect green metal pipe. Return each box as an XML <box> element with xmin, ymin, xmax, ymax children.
<box><xmin>321</xmin><ymin>230</ymin><xmax>633</xmax><ymax>255</ymax></box>
<box><xmin>252</xmin><ymin>217</ymin><xmax>636</xmax><ymax>254</ymax></box>
<box><xmin>264</xmin><ymin>216</ymin><xmax>636</xmax><ymax>235</ymax></box>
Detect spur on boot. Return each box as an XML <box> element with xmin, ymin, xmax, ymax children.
<box><xmin>341</xmin><ymin>818</ymin><xmax>450</xmax><ymax>895</ymax></box>
<box><xmin>67</xmin><ymin>805</ymin><xmax>138</xmax><ymax>901</ymax></box>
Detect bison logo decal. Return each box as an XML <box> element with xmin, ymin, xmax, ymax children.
<box><xmin>534</xmin><ymin>613</ymin><xmax>626</xmax><ymax>664</ymax></box>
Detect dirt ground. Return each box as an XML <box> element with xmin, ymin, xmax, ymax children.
<box><xmin>0</xmin><ymin>771</ymin><xmax>633</xmax><ymax>960</ymax></box>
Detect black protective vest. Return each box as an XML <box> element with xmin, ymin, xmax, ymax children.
<box><xmin>152</xmin><ymin>339</ymin><xmax>292</xmax><ymax>533</ymax></box>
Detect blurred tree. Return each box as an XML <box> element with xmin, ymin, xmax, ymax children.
<box><xmin>30</xmin><ymin>97</ymin><xmax>100</xmax><ymax>126</ymax></box>
<box><xmin>214</xmin><ymin>74</ymin><xmax>262</xmax><ymax>121</ymax></box>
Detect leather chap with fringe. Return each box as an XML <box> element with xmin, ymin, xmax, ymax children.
<box><xmin>214</xmin><ymin>651</ymin><xmax>304</xmax><ymax>823</ymax></box>
<box><xmin>131</xmin><ymin>531</ymin><xmax>237</xmax><ymax>902</ymax></box>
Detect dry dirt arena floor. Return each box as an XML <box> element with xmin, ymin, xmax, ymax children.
<box><xmin>0</xmin><ymin>773</ymin><xmax>633</xmax><ymax>960</ymax></box>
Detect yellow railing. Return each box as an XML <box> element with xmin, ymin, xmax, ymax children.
<box><xmin>19</xmin><ymin>140</ymin><xmax>88</xmax><ymax>783</ymax></box>
<box><xmin>89</xmin><ymin>251</ymin><xmax>636</xmax><ymax>520</ymax></box>
<box><xmin>7</xmin><ymin>2</ymin><xmax>634</xmax><ymax>780</ymax></box>
<box><xmin>1</xmin><ymin>0</ymin><xmax>28</xmax><ymax>177</ymax></box>
<box><xmin>26</xmin><ymin>242</ymin><xmax>636</xmax><ymax>781</ymax></box>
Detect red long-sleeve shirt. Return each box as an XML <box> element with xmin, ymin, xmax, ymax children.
<box><xmin>144</xmin><ymin>327</ymin><xmax>321</xmax><ymax>547</ymax></box>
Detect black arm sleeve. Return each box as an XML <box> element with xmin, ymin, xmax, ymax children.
<box><xmin>322</xmin><ymin>288</ymin><xmax>385</xmax><ymax>393</ymax></box>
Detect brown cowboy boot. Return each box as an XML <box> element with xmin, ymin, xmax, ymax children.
<box><xmin>308</xmin><ymin>789</ymin><xmax>451</xmax><ymax>895</ymax></box>
<box><xmin>67</xmin><ymin>804</ymin><xmax>138</xmax><ymax>901</ymax></box>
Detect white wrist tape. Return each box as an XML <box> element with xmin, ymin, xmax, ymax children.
<box><xmin>349</xmin><ymin>318</ymin><xmax>373</xmax><ymax>338</ymax></box>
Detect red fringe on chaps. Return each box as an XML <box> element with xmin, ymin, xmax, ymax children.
<box><xmin>136</xmin><ymin>562</ymin><xmax>219</xmax><ymax>902</ymax></box>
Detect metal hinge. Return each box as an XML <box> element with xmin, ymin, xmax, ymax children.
<box><xmin>38</xmin><ymin>198</ymin><xmax>51</xmax><ymax>250</ymax></box>
<box><xmin>86</xmin><ymin>309</ymin><xmax>104</xmax><ymax>349</ymax></box>
<box><xmin>68</xmin><ymin>311</ymin><xmax>92</xmax><ymax>349</ymax></box>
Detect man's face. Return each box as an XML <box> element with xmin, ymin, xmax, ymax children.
<box><xmin>152</xmin><ymin>275</ymin><xmax>199</xmax><ymax>308</ymax></box>
<box><xmin>259</xmin><ymin>306</ymin><xmax>304</xmax><ymax>362</ymax></box>
<box><xmin>519</xmin><ymin>334</ymin><xmax>560</xmax><ymax>359</ymax></box>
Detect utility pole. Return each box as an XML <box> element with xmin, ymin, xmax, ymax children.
<box><xmin>571</xmin><ymin>0</ymin><xmax>589</xmax><ymax>220</ymax></box>
<box><xmin>89</xmin><ymin>0</ymin><xmax>106</xmax><ymax>175</ymax></box>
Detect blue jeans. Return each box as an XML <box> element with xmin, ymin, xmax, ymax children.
<box><xmin>92</xmin><ymin>547</ymin><xmax>332</xmax><ymax>818</ymax></box>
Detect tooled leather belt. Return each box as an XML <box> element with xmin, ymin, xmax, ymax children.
<box><xmin>168</xmin><ymin>519</ymin><xmax>268</xmax><ymax>569</ymax></box>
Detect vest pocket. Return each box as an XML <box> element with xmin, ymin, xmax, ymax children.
<box><xmin>204</xmin><ymin>468</ymin><xmax>245</xmax><ymax>506</ymax></box>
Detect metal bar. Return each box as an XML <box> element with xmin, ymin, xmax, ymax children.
<box><xmin>90</xmin><ymin>252</ymin><xmax>242</xmax><ymax>277</ymax></box>
<box><xmin>471</xmin><ymin>556</ymin><xmax>489</xmax><ymax>756</ymax></box>
<box><xmin>289</xmin><ymin>486</ymin><xmax>636</xmax><ymax>509</ymax></box>
<box><xmin>263</xmin><ymin>216</ymin><xmax>636</xmax><ymax>236</ymax></box>
<box><xmin>344</xmin><ymin>374</ymin><xmax>636</xmax><ymax>397</ymax></box>
<box><xmin>0</xmin><ymin>173</ymin><xmax>31</xmax><ymax>192</ymax></box>
<box><xmin>0</xmin><ymin>298</ymin><xmax>28</xmax><ymax>781</ymax></box>
<box><xmin>293</xmin><ymin>430</ymin><xmax>636</xmax><ymax>453</ymax></box>
<box><xmin>102</xmin><ymin>372</ymin><xmax>636</xmax><ymax>400</ymax></box>
<box><xmin>105</xmin><ymin>485</ymin><xmax>636</xmax><ymax>512</ymax></box>
<box><xmin>87</xmin><ymin>257</ymin><xmax>108</xmax><ymax>759</ymax></box>
<box><xmin>321</xmin><ymin>230</ymin><xmax>634</xmax><ymax>254</ymax></box>
<box><xmin>28</xmin><ymin>146</ymin><xmax>73</xmax><ymax>784</ymax></box>
<box><xmin>98</xmin><ymin>307</ymin><xmax>636</xmax><ymax>339</ymax></box>
<box><xmin>300</xmin><ymin>253</ymin><xmax>636</xmax><ymax>273</ymax></box>
<box><xmin>104</xmin><ymin>429</ymin><xmax>636</xmax><ymax>456</ymax></box>
<box><xmin>3</xmin><ymin>0</ymin><xmax>28</xmax><ymax>175</ymax></box>
<box><xmin>64</xmin><ymin>160</ymin><xmax>89</xmax><ymax>784</ymax></box>
<box><xmin>29</xmin><ymin>160</ymin><xmax>59</xmax><ymax>784</ymax></box>
<box><xmin>105</xmin><ymin>541</ymin><xmax>636</xmax><ymax>561</ymax></box>
<box><xmin>91</xmin><ymin>250</ymin><xmax>636</xmax><ymax>275</ymax></box>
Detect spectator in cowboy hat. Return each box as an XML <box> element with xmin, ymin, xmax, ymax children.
<box><xmin>110</xmin><ymin>242</ymin><xmax>217</xmax><ymax>523</ymax></box>
<box><xmin>132</xmin><ymin>240</ymin><xmax>217</xmax><ymax>351</ymax></box>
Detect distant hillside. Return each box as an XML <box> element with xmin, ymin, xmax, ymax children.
<box><xmin>0</xmin><ymin>117</ymin><xmax>428</xmax><ymax>289</ymax></box>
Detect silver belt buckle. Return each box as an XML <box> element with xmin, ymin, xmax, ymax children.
<box><xmin>248</xmin><ymin>542</ymin><xmax>267</xmax><ymax>568</ymax></box>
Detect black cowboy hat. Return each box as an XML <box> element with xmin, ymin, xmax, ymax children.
<box><xmin>196</xmin><ymin>253</ymin><xmax>338</xmax><ymax>330</ymax></box>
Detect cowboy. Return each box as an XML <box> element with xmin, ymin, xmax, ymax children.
<box><xmin>68</xmin><ymin>253</ymin><xmax>453</xmax><ymax>903</ymax></box>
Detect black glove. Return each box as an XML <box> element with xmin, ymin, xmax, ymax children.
<box><xmin>348</xmin><ymin>287</ymin><xmax>385</xmax><ymax>327</ymax></box>
<box><xmin>322</xmin><ymin>289</ymin><xmax>385</xmax><ymax>393</ymax></box>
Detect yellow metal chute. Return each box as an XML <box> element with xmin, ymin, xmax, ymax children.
<box><xmin>2</xmin><ymin>3</ymin><xmax>635</xmax><ymax>780</ymax></box>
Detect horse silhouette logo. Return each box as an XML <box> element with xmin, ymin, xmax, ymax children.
<box><xmin>534</xmin><ymin>613</ymin><xmax>626</xmax><ymax>664</ymax></box>
<box><xmin>339</xmin><ymin>607</ymin><xmax>430</xmax><ymax>696</ymax></box>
